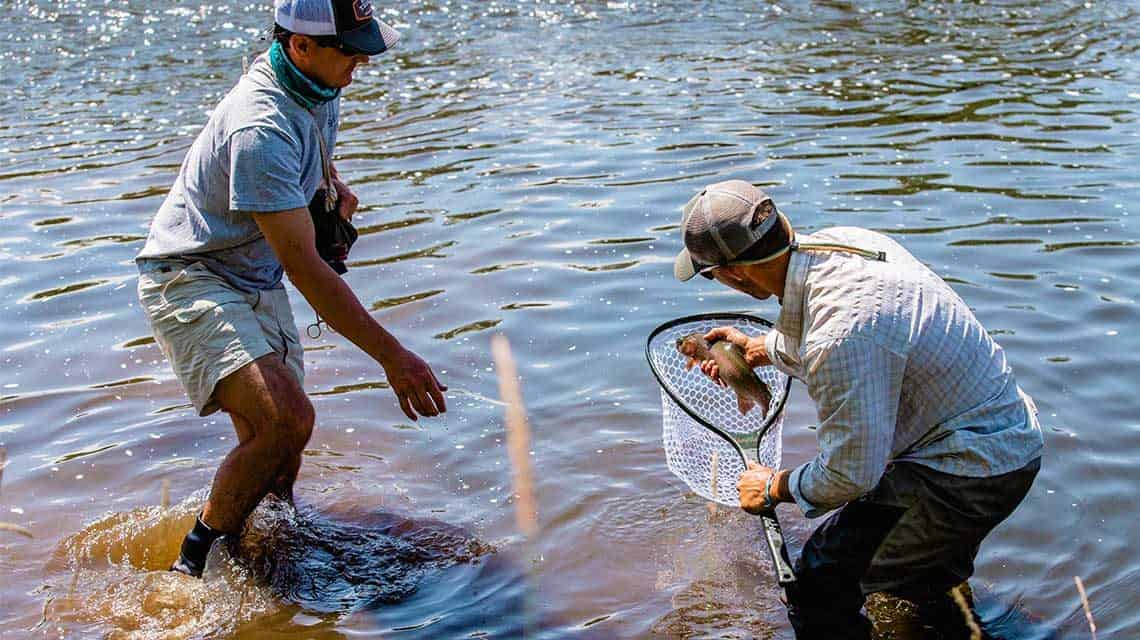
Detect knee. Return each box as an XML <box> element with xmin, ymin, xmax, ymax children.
<box><xmin>252</xmin><ymin>395</ymin><xmax>314</xmax><ymax>456</ymax></box>
<box><xmin>281</xmin><ymin>396</ymin><xmax>315</xmax><ymax>453</ymax></box>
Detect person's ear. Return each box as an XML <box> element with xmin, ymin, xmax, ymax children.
<box><xmin>289</xmin><ymin>34</ymin><xmax>314</xmax><ymax>61</ymax></box>
<box><xmin>750</xmin><ymin>199</ymin><xmax>777</xmax><ymax>229</ymax></box>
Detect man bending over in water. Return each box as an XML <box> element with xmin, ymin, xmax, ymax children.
<box><xmin>136</xmin><ymin>0</ymin><xmax>447</xmax><ymax>577</ymax></box>
<box><xmin>673</xmin><ymin>180</ymin><xmax>1043</xmax><ymax>638</ymax></box>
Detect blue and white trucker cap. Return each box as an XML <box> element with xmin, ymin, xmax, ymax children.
<box><xmin>275</xmin><ymin>0</ymin><xmax>401</xmax><ymax>56</ymax></box>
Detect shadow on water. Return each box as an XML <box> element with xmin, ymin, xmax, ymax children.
<box><xmin>40</xmin><ymin>494</ymin><xmax>554</xmax><ymax>639</ymax></box>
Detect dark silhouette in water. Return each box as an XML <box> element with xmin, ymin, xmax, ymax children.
<box><xmin>233</xmin><ymin>498</ymin><xmax>496</xmax><ymax>612</ymax></box>
<box><xmin>229</xmin><ymin>498</ymin><xmax>611</xmax><ymax>638</ymax></box>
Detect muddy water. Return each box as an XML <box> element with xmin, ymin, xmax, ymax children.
<box><xmin>1</xmin><ymin>1</ymin><xmax>1139</xmax><ymax>638</ymax></box>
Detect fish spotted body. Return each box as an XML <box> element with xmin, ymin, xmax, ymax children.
<box><xmin>676</xmin><ymin>333</ymin><xmax>773</xmax><ymax>416</ymax></box>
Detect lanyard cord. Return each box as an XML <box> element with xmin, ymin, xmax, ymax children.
<box><xmin>792</xmin><ymin>241</ymin><xmax>887</xmax><ymax>262</ymax></box>
<box><xmin>311</xmin><ymin>109</ymin><xmax>338</xmax><ymax>213</ymax></box>
<box><xmin>308</xmin><ymin>109</ymin><xmax>339</xmax><ymax>339</ymax></box>
<box><xmin>724</xmin><ymin>240</ymin><xmax>887</xmax><ymax>270</ymax></box>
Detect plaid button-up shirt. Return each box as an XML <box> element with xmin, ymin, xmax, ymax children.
<box><xmin>765</xmin><ymin>227</ymin><xmax>1044</xmax><ymax>518</ymax></box>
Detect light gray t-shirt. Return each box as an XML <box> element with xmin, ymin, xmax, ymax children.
<box><xmin>136</xmin><ymin>53</ymin><xmax>339</xmax><ymax>291</ymax></box>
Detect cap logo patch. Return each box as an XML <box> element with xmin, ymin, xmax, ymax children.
<box><xmin>353</xmin><ymin>0</ymin><xmax>373</xmax><ymax>22</ymax></box>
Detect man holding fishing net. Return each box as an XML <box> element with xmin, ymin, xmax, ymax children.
<box><xmin>135</xmin><ymin>0</ymin><xmax>447</xmax><ymax>578</ymax></box>
<box><xmin>673</xmin><ymin>180</ymin><xmax>1044</xmax><ymax>638</ymax></box>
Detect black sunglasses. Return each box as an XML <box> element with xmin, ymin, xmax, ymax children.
<box><xmin>696</xmin><ymin>244</ymin><xmax>796</xmax><ymax>280</ymax></box>
<box><xmin>309</xmin><ymin>35</ymin><xmax>365</xmax><ymax>56</ymax></box>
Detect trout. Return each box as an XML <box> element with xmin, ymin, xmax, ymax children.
<box><xmin>676</xmin><ymin>333</ymin><xmax>773</xmax><ymax>416</ymax></box>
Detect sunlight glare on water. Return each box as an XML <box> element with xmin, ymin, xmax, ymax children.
<box><xmin>1</xmin><ymin>0</ymin><xmax>1138</xmax><ymax>637</ymax></box>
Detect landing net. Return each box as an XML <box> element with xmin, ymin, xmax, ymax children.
<box><xmin>646</xmin><ymin>313</ymin><xmax>791</xmax><ymax>507</ymax></box>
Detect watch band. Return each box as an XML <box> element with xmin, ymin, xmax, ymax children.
<box><xmin>763</xmin><ymin>472</ymin><xmax>776</xmax><ymax>510</ymax></box>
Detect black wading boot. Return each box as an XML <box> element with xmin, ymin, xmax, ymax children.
<box><xmin>170</xmin><ymin>514</ymin><xmax>228</xmax><ymax>578</ymax></box>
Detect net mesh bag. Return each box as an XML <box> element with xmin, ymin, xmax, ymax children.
<box><xmin>647</xmin><ymin>314</ymin><xmax>790</xmax><ymax>506</ymax></box>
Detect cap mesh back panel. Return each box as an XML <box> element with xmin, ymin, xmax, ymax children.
<box><xmin>708</xmin><ymin>191</ymin><xmax>754</xmax><ymax>257</ymax></box>
<box><xmin>684</xmin><ymin>203</ymin><xmax>725</xmax><ymax>266</ymax></box>
<box><xmin>276</xmin><ymin>0</ymin><xmax>337</xmax><ymax>36</ymax></box>
<box><xmin>648</xmin><ymin>315</ymin><xmax>788</xmax><ymax>506</ymax></box>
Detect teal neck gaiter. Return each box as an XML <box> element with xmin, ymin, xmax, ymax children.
<box><xmin>268</xmin><ymin>40</ymin><xmax>340</xmax><ymax>110</ymax></box>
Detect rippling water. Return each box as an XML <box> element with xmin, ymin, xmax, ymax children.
<box><xmin>2</xmin><ymin>1</ymin><xmax>1138</xmax><ymax>638</ymax></box>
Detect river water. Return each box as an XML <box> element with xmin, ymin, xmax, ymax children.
<box><xmin>1</xmin><ymin>1</ymin><xmax>1138</xmax><ymax>638</ymax></box>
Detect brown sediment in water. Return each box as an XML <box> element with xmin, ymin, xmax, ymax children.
<box><xmin>865</xmin><ymin>584</ymin><xmax>987</xmax><ymax>639</ymax></box>
<box><xmin>649</xmin><ymin>507</ymin><xmax>785</xmax><ymax>635</ymax></box>
<box><xmin>42</xmin><ymin>492</ymin><xmax>278</xmax><ymax>638</ymax></box>
<box><xmin>41</xmin><ymin>492</ymin><xmax>495</xmax><ymax>638</ymax></box>
<box><xmin>5</xmin><ymin>2</ymin><xmax>1138</xmax><ymax>636</ymax></box>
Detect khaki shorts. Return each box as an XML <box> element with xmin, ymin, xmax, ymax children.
<box><xmin>137</xmin><ymin>261</ymin><xmax>304</xmax><ymax>416</ymax></box>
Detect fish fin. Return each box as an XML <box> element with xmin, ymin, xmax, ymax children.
<box><xmin>759</xmin><ymin>383</ymin><xmax>773</xmax><ymax>416</ymax></box>
<box><xmin>737</xmin><ymin>395</ymin><xmax>755</xmax><ymax>415</ymax></box>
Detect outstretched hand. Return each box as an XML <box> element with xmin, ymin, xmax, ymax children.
<box><xmin>383</xmin><ymin>347</ymin><xmax>448</xmax><ymax>420</ymax></box>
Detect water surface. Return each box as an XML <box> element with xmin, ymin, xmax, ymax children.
<box><xmin>2</xmin><ymin>1</ymin><xmax>1138</xmax><ymax>637</ymax></box>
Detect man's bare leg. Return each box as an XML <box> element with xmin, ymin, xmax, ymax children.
<box><xmin>269</xmin><ymin>451</ymin><xmax>304</xmax><ymax>505</ymax></box>
<box><xmin>202</xmin><ymin>354</ymin><xmax>312</xmax><ymax>532</ymax></box>
<box><xmin>172</xmin><ymin>354</ymin><xmax>314</xmax><ymax>576</ymax></box>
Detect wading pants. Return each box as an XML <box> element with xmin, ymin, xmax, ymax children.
<box><xmin>784</xmin><ymin>458</ymin><xmax>1041</xmax><ymax>640</ymax></box>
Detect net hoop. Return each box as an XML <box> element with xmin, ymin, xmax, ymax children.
<box><xmin>646</xmin><ymin>312</ymin><xmax>792</xmax><ymax>505</ymax></box>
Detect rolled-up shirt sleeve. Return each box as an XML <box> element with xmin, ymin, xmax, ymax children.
<box><xmin>765</xmin><ymin>329</ymin><xmax>803</xmax><ymax>380</ymax></box>
<box><xmin>788</xmin><ymin>337</ymin><xmax>906</xmax><ymax>518</ymax></box>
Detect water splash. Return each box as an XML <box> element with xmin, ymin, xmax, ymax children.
<box><xmin>42</xmin><ymin>491</ymin><xmax>276</xmax><ymax>639</ymax></box>
<box><xmin>41</xmin><ymin>492</ymin><xmax>494</xmax><ymax>637</ymax></box>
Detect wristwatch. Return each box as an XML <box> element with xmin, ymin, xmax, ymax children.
<box><xmin>762</xmin><ymin>472</ymin><xmax>776</xmax><ymax>511</ymax></box>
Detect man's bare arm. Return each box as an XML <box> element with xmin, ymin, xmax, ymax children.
<box><xmin>252</xmin><ymin>207</ymin><xmax>446</xmax><ymax>420</ymax></box>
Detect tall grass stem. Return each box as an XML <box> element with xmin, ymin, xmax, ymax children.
<box><xmin>492</xmin><ymin>335</ymin><xmax>537</xmax><ymax>537</ymax></box>
<box><xmin>1074</xmin><ymin>576</ymin><xmax>1097</xmax><ymax>640</ymax></box>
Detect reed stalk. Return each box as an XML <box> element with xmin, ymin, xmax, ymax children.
<box><xmin>949</xmin><ymin>583</ymin><xmax>981</xmax><ymax>640</ymax></box>
<box><xmin>1074</xmin><ymin>576</ymin><xmax>1097</xmax><ymax>640</ymax></box>
<box><xmin>491</xmin><ymin>335</ymin><xmax>537</xmax><ymax>537</ymax></box>
<box><xmin>0</xmin><ymin>447</ymin><xmax>33</xmax><ymax>538</ymax></box>
<box><xmin>0</xmin><ymin>522</ymin><xmax>33</xmax><ymax>538</ymax></box>
<box><xmin>708</xmin><ymin>451</ymin><xmax>719</xmax><ymax>517</ymax></box>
